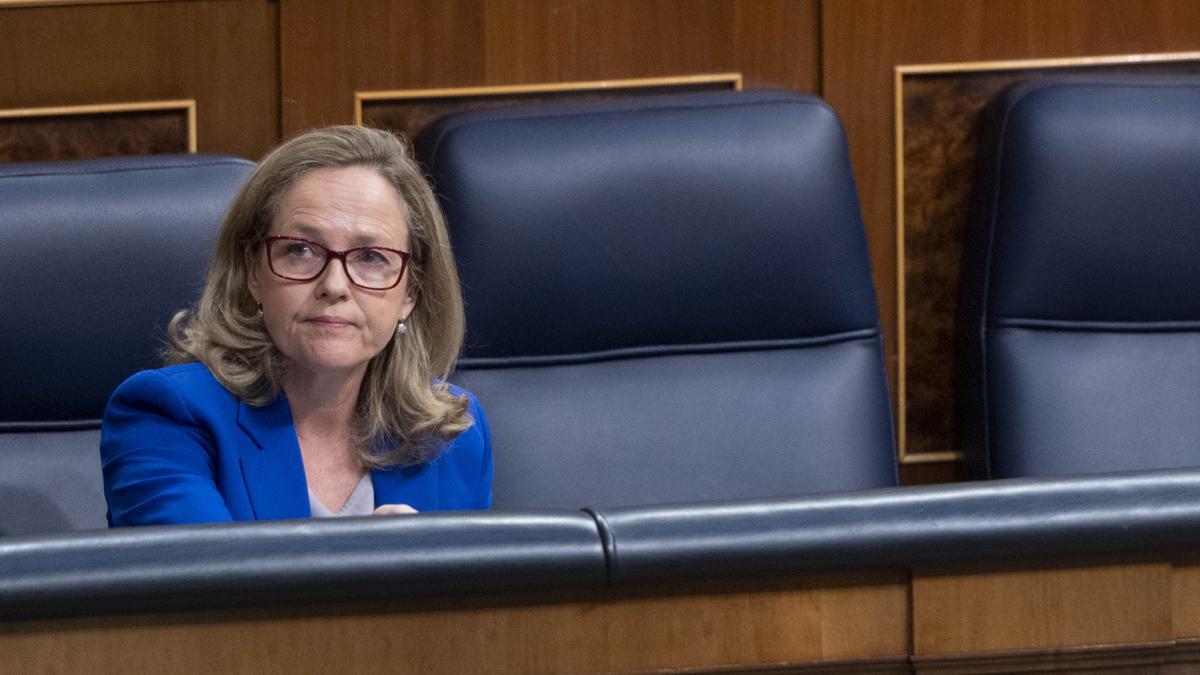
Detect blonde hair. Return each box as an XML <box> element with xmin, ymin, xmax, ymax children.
<box><xmin>167</xmin><ymin>125</ymin><xmax>470</xmax><ymax>467</ymax></box>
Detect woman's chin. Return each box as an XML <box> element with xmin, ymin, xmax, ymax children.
<box><xmin>284</xmin><ymin>349</ymin><xmax>375</xmax><ymax>379</ymax></box>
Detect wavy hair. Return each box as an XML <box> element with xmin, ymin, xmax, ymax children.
<box><xmin>167</xmin><ymin>125</ymin><xmax>469</xmax><ymax>467</ymax></box>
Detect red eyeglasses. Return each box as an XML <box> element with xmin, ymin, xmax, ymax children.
<box><xmin>263</xmin><ymin>236</ymin><xmax>411</xmax><ymax>291</ymax></box>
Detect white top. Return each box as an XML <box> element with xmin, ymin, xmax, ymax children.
<box><xmin>308</xmin><ymin>473</ymin><xmax>375</xmax><ymax>518</ymax></box>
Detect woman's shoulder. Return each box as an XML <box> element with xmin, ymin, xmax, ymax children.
<box><xmin>443</xmin><ymin>383</ymin><xmax>489</xmax><ymax>443</ymax></box>
<box><xmin>445</xmin><ymin>382</ymin><xmax>482</xmax><ymax>409</ymax></box>
<box><xmin>111</xmin><ymin>362</ymin><xmax>238</xmax><ymax>411</ymax></box>
<box><xmin>430</xmin><ymin>383</ymin><xmax>493</xmax><ymax>509</ymax></box>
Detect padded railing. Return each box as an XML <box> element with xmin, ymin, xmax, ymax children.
<box><xmin>5</xmin><ymin>467</ymin><xmax>1200</xmax><ymax>620</ymax></box>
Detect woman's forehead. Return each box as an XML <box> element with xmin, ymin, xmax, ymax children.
<box><xmin>271</xmin><ymin>167</ymin><xmax>410</xmax><ymax>245</ymax></box>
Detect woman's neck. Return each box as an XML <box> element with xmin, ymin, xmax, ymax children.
<box><xmin>281</xmin><ymin>364</ymin><xmax>365</xmax><ymax>443</ymax></box>
<box><xmin>283</xmin><ymin>365</ymin><xmax>368</xmax><ymax>510</ymax></box>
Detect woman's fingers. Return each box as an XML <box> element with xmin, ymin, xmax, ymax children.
<box><xmin>373</xmin><ymin>503</ymin><xmax>418</xmax><ymax>516</ymax></box>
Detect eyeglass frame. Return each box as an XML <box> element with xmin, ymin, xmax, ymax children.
<box><xmin>261</xmin><ymin>235</ymin><xmax>412</xmax><ymax>291</ymax></box>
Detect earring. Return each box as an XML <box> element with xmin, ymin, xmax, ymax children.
<box><xmin>396</xmin><ymin>320</ymin><xmax>408</xmax><ymax>335</ymax></box>
<box><xmin>256</xmin><ymin>303</ymin><xmax>264</xmax><ymax>317</ymax></box>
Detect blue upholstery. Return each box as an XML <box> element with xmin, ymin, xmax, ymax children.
<box><xmin>959</xmin><ymin>77</ymin><xmax>1200</xmax><ymax>479</ymax></box>
<box><xmin>0</xmin><ymin>154</ymin><xmax>254</xmax><ymax>533</ymax></box>
<box><xmin>419</xmin><ymin>91</ymin><xmax>898</xmax><ymax>508</ymax></box>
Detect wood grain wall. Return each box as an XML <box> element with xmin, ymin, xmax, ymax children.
<box><xmin>6</xmin><ymin>0</ymin><xmax>1200</xmax><ymax>483</ymax></box>
<box><xmin>822</xmin><ymin>0</ymin><xmax>1200</xmax><ymax>482</ymax></box>
<box><xmin>0</xmin><ymin>0</ymin><xmax>279</xmax><ymax>160</ymax></box>
<box><xmin>278</xmin><ymin>0</ymin><xmax>820</xmax><ymax>136</ymax></box>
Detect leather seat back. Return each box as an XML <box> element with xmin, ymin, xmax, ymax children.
<box><xmin>0</xmin><ymin>154</ymin><xmax>254</xmax><ymax>533</ymax></box>
<box><xmin>420</xmin><ymin>91</ymin><xmax>898</xmax><ymax>508</ymax></box>
<box><xmin>959</xmin><ymin>77</ymin><xmax>1200</xmax><ymax>478</ymax></box>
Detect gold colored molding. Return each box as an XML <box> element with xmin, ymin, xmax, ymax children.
<box><xmin>0</xmin><ymin>99</ymin><xmax>197</xmax><ymax>152</ymax></box>
<box><xmin>893</xmin><ymin>50</ymin><xmax>1200</xmax><ymax>465</ymax></box>
<box><xmin>896</xmin><ymin>50</ymin><xmax>1200</xmax><ymax>76</ymax></box>
<box><xmin>354</xmin><ymin>73</ymin><xmax>744</xmax><ymax>126</ymax></box>
<box><xmin>0</xmin><ymin>0</ymin><xmax>162</xmax><ymax>6</ymax></box>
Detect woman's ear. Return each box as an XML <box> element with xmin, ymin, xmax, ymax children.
<box><xmin>247</xmin><ymin>264</ymin><xmax>261</xmax><ymax>304</ymax></box>
<box><xmin>400</xmin><ymin>293</ymin><xmax>416</xmax><ymax>322</ymax></box>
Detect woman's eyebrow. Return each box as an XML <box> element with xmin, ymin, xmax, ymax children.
<box><xmin>280</xmin><ymin>222</ymin><xmax>398</xmax><ymax>248</ymax></box>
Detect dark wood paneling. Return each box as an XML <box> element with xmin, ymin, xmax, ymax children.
<box><xmin>6</xmin><ymin>562</ymin><xmax>1200</xmax><ymax>673</ymax></box>
<box><xmin>901</xmin><ymin>57</ymin><xmax>1200</xmax><ymax>461</ymax></box>
<box><xmin>360</xmin><ymin>77</ymin><xmax>738</xmax><ymax>144</ymax></box>
<box><xmin>0</xmin><ymin>576</ymin><xmax>910</xmax><ymax>672</ymax></box>
<box><xmin>0</xmin><ymin>106</ymin><xmax>189</xmax><ymax>162</ymax></box>
<box><xmin>914</xmin><ymin>563</ymin><xmax>1173</xmax><ymax>655</ymax></box>
<box><xmin>823</xmin><ymin>0</ymin><xmax>1200</xmax><ymax>477</ymax></box>
<box><xmin>280</xmin><ymin>0</ymin><xmax>819</xmax><ymax>137</ymax></box>
<box><xmin>899</xmin><ymin>461</ymin><xmax>965</xmax><ymax>487</ymax></box>
<box><xmin>0</xmin><ymin>0</ymin><xmax>279</xmax><ymax>161</ymax></box>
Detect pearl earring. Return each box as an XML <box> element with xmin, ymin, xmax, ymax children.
<box><xmin>256</xmin><ymin>304</ymin><xmax>263</xmax><ymax>317</ymax></box>
<box><xmin>396</xmin><ymin>320</ymin><xmax>408</xmax><ymax>335</ymax></box>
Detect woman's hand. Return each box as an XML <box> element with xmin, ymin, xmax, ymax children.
<box><xmin>373</xmin><ymin>503</ymin><xmax>418</xmax><ymax>516</ymax></box>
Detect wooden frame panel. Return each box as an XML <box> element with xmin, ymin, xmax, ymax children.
<box><xmin>0</xmin><ymin>576</ymin><xmax>910</xmax><ymax>673</ymax></box>
<box><xmin>913</xmin><ymin>563</ymin><xmax>1173</xmax><ymax>654</ymax></box>
<box><xmin>0</xmin><ymin>0</ymin><xmax>161</xmax><ymax>6</ymax></box>
<box><xmin>354</xmin><ymin>73</ymin><xmax>743</xmax><ymax>142</ymax></box>
<box><xmin>893</xmin><ymin>51</ymin><xmax>1200</xmax><ymax>465</ymax></box>
<box><xmin>0</xmin><ymin>99</ymin><xmax>197</xmax><ymax>162</ymax></box>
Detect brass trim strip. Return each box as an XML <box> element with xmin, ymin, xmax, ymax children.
<box><xmin>896</xmin><ymin>50</ymin><xmax>1200</xmax><ymax>76</ymax></box>
<box><xmin>353</xmin><ymin>73</ymin><xmax>744</xmax><ymax>126</ymax></box>
<box><xmin>0</xmin><ymin>0</ymin><xmax>161</xmax><ymax>7</ymax></box>
<box><xmin>0</xmin><ymin>99</ymin><xmax>197</xmax><ymax>152</ymax></box>
<box><xmin>893</xmin><ymin>66</ymin><xmax>909</xmax><ymax>464</ymax></box>
<box><xmin>893</xmin><ymin>50</ymin><xmax>1200</xmax><ymax>465</ymax></box>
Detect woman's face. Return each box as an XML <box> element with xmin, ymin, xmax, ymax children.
<box><xmin>248</xmin><ymin>166</ymin><xmax>417</xmax><ymax>381</ymax></box>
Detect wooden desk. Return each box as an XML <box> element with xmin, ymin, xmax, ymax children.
<box><xmin>4</xmin><ymin>561</ymin><xmax>1198</xmax><ymax>673</ymax></box>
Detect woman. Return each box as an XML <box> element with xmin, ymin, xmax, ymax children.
<box><xmin>100</xmin><ymin>126</ymin><xmax>492</xmax><ymax>526</ymax></box>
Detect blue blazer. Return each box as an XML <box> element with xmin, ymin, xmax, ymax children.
<box><xmin>100</xmin><ymin>362</ymin><xmax>493</xmax><ymax>526</ymax></box>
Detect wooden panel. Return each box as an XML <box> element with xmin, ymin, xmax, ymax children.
<box><xmin>358</xmin><ymin>74</ymin><xmax>739</xmax><ymax>143</ymax></box>
<box><xmin>0</xmin><ymin>0</ymin><xmax>278</xmax><ymax>161</ymax></box>
<box><xmin>912</xmin><ymin>563</ymin><xmax>1172</xmax><ymax>655</ymax></box>
<box><xmin>0</xmin><ymin>100</ymin><xmax>193</xmax><ymax>162</ymax></box>
<box><xmin>6</xmin><ymin>561</ymin><xmax>1200</xmax><ymax>672</ymax></box>
<box><xmin>914</xmin><ymin>642</ymin><xmax>1176</xmax><ymax>674</ymax></box>
<box><xmin>281</xmin><ymin>0</ymin><xmax>819</xmax><ymax>137</ymax></box>
<box><xmin>1173</xmin><ymin>563</ymin><xmax>1200</xmax><ymax>638</ymax></box>
<box><xmin>0</xmin><ymin>578</ymin><xmax>909</xmax><ymax>673</ymax></box>
<box><xmin>898</xmin><ymin>54</ymin><xmax>1200</xmax><ymax>463</ymax></box>
<box><xmin>0</xmin><ymin>1</ymin><xmax>161</xmax><ymax>6</ymax></box>
<box><xmin>822</xmin><ymin>0</ymin><xmax>1200</xmax><ymax>477</ymax></box>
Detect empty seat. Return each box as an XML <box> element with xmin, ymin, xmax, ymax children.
<box><xmin>958</xmin><ymin>77</ymin><xmax>1200</xmax><ymax>479</ymax></box>
<box><xmin>419</xmin><ymin>90</ymin><xmax>897</xmax><ymax>508</ymax></box>
<box><xmin>0</xmin><ymin>154</ymin><xmax>254</xmax><ymax>533</ymax></box>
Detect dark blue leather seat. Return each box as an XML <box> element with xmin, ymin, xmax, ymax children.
<box><xmin>958</xmin><ymin>77</ymin><xmax>1200</xmax><ymax>479</ymax></box>
<box><xmin>420</xmin><ymin>91</ymin><xmax>898</xmax><ymax>508</ymax></box>
<box><xmin>0</xmin><ymin>154</ymin><xmax>254</xmax><ymax>533</ymax></box>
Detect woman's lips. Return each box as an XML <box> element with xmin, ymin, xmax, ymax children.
<box><xmin>307</xmin><ymin>316</ymin><xmax>354</xmax><ymax>327</ymax></box>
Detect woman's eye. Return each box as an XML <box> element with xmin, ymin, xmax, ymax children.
<box><xmin>284</xmin><ymin>243</ymin><xmax>315</xmax><ymax>257</ymax></box>
<box><xmin>354</xmin><ymin>249</ymin><xmax>389</xmax><ymax>265</ymax></box>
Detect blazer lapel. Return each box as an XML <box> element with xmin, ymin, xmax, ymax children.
<box><xmin>372</xmin><ymin>460</ymin><xmax>440</xmax><ymax>512</ymax></box>
<box><xmin>236</xmin><ymin>395</ymin><xmax>311</xmax><ymax>520</ymax></box>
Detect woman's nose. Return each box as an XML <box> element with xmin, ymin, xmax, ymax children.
<box><xmin>314</xmin><ymin>257</ymin><xmax>353</xmax><ymax>297</ymax></box>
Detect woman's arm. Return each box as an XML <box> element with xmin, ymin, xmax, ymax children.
<box><xmin>100</xmin><ymin>370</ymin><xmax>234</xmax><ymax>526</ymax></box>
<box><xmin>470</xmin><ymin>394</ymin><xmax>495</xmax><ymax>509</ymax></box>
